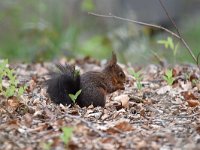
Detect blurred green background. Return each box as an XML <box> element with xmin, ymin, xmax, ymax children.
<box><xmin>0</xmin><ymin>0</ymin><xmax>200</xmax><ymax>65</ymax></box>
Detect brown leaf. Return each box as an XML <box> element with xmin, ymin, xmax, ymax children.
<box><xmin>189</xmin><ymin>73</ymin><xmax>198</xmax><ymax>82</ymax></box>
<box><xmin>196</xmin><ymin>126</ymin><xmax>200</xmax><ymax>134</ymax></box>
<box><xmin>28</xmin><ymin>124</ymin><xmax>49</xmax><ymax>133</ymax></box>
<box><xmin>136</xmin><ymin>140</ymin><xmax>148</xmax><ymax>149</ymax></box>
<box><xmin>187</xmin><ymin>100</ymin><xmax>200</xmax><ymax>107</ymax></box>
<box><xmin>114</xmin><ymin>94</ymin><xmax>129</xmax><ymax>108</ymax></box>
<box><xmin>101</xmin><ymin>137</ymin><xmax>114</xmax><ymax>143</ymax></box>
<box><xmin>35</xmin><ymin>63</ymin><xmax>49</xmax><ymax>76</ymax></box>
<box><xmin>16</xmin><ymin>103</ymin><xmax>30</xmax><ymax>115</ymax></box>
<box><xmin>28</xmin><ymin>79</ymin><xmax>37</xmax><ymax>92</ymax></box>
<box><xmin>106</xmin><ymin>121</ymin><xmax>134</xmax><ymax>134</ymax></box>
<box><xmin>7</xmin><ymin>97</ymin><xmax>20</xmax><ymax>108</ymax></box>
<box><xmin>172</xmin><ymin>67</ymin><xmax>180</xmax><ymax>77</ymax></box>
<box><xmin>21</xmin><ymin>113</ymin><xmax>33</xmax><ymax>127</ymax></box>
<box><xmin>6</xmin><ymin>119</ymin><xmax>20</xmax><ymax>130</ymax></box>
<box><xmin>181</xmin><ymin>91</ymin><xmax>198</xmax><ymax>100</ymax></box>
<box><xmin>196</xmin><ymin>83</ymin><xmax>200</xmax><ymax>91</ymax></box>
<box><xmin>140</xmin><ymin>109</ymin><xmax>145</xmax><ymax>117</ymax></box>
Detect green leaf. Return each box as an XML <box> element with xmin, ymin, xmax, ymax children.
<box><xmin>81</xmin><ymin>0</ymin><xmax>95</xmax><ymax>11</ymax></box>
<box><xmin>168</xmin><ymin>78</ymin><xmax>174</xmax><ymax>85</ymax></box>
<box><xmin>5</xmin><ymin>85</ymin><xmax>15</xmax><ymax>98</ymax></box>
<box><xmin>60</xmin><ymin>127</ymin><xmax>73</xmax><ymax>145</ymax></box>
<box><xmin>157</xmin><ymin>40</ymin><xmax>168</xmax><ymax>49</ymax></box>
<box><xmin>18</xmin><ymin>86</ymin><xmax>26</xmax><ymax>97</ymax></box>
<box><xmin>165</xmin><ymin>69</ymin><xmax>173</xmax><ymax>78</ymax></box>
<box><xmin>42</xmin><ymin>142</ymin><xmax>52</xmax><ymax>150</ymax></box>
<box><xmin>136</xmin><ymin>81</ymin><xmax>142</xmax><ymax>90</ymax></box>
<box><xmin>68</xmin><ymin>94</ymin><xmax>75</xmax><ymax>103</ymax></box>
<box><xmin>69</xmin><ymin>89</ymin><xmax>82</xmax><ymax>103</ymax></box>
<box><xmin>128</xmin><ymin>68</ymin><xmax>143</xmax><ymax>90</ymax></box>
<box><xmin>167</xmin><ymin>37</ymin><xmax>174</xmax><ymax>50</ymax></box>
<box><xmin>0</xmin><ymin>59</ymin><xmax>8</xmax><ymax>72</ymax></box>
<box><xmin>74</xmin><ymin>70</ymin><xmax>80</xmax><ymax>78</ymax></box>
<box><xmin>163</xmin><ymin>76</ymin><xmax>168</xmax><ymax>81</ymax></box>
<box><xmin>157</xmin><ymin>40</ymin><xmax>166</xmax><ymax>45</ymax></box>
<box><xmin>128</xmin><ymin>69</ymin><xmax>142</xmax><ymax>79</ymax></box>
<box><xmin>174</xmin><ymin>43</ymin><xmax>179</xmax><ymax>56</ymax></box>
<box><xmin>74</xmin><ymin>89</ymin><xmax>82</xmax><ymax>99</ymax></box>
<box><xmin>0</xmin><ymin>59</ymin><xmax>26</xmax><ymax>98</ymax></box>
<box><xmin>163</xmin><ymin>69</ymin><xmax>175</xmax><ymax>85</ymax></box>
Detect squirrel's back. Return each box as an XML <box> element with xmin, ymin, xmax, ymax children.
<box><xmin>77</xmin><ymin>71</ymin><xmax>108</xmax><ymax>107</ymax></box>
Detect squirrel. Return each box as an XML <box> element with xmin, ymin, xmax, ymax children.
<box><xmin>46</xmin><ymin>52</ymin><xmax>126</xmax><ymax>107</ymax></box>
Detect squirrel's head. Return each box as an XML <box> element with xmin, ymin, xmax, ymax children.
<box><xmin>104</xmin><ymin>52</ymin><xmax>126</xmax><ymax>86</ymax></box>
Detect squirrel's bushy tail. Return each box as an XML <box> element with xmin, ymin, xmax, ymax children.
<box><xmin>46</xmin><ymin>64</ymin><xmax>80</xmax><ymax>105</ymax></box>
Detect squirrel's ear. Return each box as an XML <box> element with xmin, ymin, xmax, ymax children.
<box><xmin>108</xmin><ymin>51</ymin><xmax>117</xmax><ymax>67</ymax></box>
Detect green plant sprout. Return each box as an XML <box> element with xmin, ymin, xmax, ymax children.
<box><xmin>42</xmin><ymin>141</ymin><xmax>52</xmax><ymax>150</ymax></box>
<box><xmin>157</xmin><ymin>36</ymin><xmax>179</xmax><ymax>57</ymax></box>
<box><xmin>163</xmin><ymin>69</ymin><xmax>175</xmax><ymax>86</ymax></box>
<box><xmin>81</xmin><ymin>0</ymin><xmax>95</xmax><ymax>11</ymax></box>
<box><xmin>74</xmin><ymin>69</ymin><xmax>80</xmax><ymax>78</ymax></box>
<box><xmin>0</xmin><ymin>59</ymin><xmax>27</xmax><ymax>98</ymax></box>
<box><xmin>68</xmin><ymin>89</ymin><xmax>82</xmax><ymax>103</ymax></box>
<box><xmin>60</xmin><ymin>127</ymin><xmax>73</xmax><ymax>145</ymax></box>
<box><xmin>128</xmin><ymin>69</ymin><xmax>143</xmax><ymax>90</ymax></box>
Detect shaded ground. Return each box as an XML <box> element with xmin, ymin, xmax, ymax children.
<box><xmin>1</xmin><ymin>58</ymin><xmax>200</xmax><ymax>150</ymax></box>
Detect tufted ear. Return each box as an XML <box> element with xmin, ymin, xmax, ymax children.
<box><xmin>108</xmin><ymin>51</ymin><xmax>117</xmax><ymax>67</ymax></box>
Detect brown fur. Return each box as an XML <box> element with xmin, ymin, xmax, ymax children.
<box><xmin>46</xmin><ymin>52</ymin><xmax>126</xmax><ymax>107</ymax></box>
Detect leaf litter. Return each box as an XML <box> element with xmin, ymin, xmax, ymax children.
<box><xmin>0</xmin><ymin>59</ymin><xmax>200</xmax><ymax>150</ymax></box>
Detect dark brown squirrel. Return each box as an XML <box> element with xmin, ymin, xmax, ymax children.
<box><xmin>46</xmin><ymin>52</ymin><xmax>126</xmax><ymax>107</ymax></box>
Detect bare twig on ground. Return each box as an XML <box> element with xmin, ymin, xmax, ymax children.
<box><xmin>177</xmin><ymin>112</ymin><xmax>200</xmax><ymax>118</ymax></box>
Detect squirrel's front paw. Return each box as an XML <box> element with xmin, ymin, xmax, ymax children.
<box><xmin>117</xmin><ymin>84</ymin><xmax>125</xmax><ymax>90</ymax></box>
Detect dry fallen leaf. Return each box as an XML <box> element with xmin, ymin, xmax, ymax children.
<box><xmin>181</xmin><ymin>91</ymin><xmax>198</xmax><ymax>100</ymax></box>
<box><xmin>196</xmin><ymin>83</ymin><xmax>200</xmax><ymax>91</ymax></box>
<box><xmin>2</xmin><ymin>60</ymin><xmax>200</xmax><ymax>149</ymax></box>
<box><xmin>21</xmin><ymin>113</ymin><xmax>33</xmax><ymax>127</ymax></box>
<box><xmin>28</xmin><ymin>79</ymin><xmax>37</xmax><ymax>92</ymax></box>
<box><xmin>106</xmin><ymin>121</ymin><xmax>134</xmax><ymax>134</ymax></box>
<box><xmin>7</xmin><ymin>97</ymin><xmax>20</xmax><ymax>108</ymax></box>
<box><xmin>187</xmin><ymin>100</ymin><xmax>200</xmax><ymax>107</ymax></box>
<box><xmin>136</xmin><ymin>140</ymin><xmax>148</xmax><ymax>150</ymax></box>
<box><xmin>156</xmin><ymin>85</ymin><xmax>171</xmax><ymax>95</ymax></box>
<box><xmin>114</xmin><ymin>94</ymin><xmax>129</xmax><ymax>108</ymax></box>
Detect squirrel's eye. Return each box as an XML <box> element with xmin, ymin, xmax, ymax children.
<box><xmin>119</xmin><ymin>72</ymin><xmax>124</xmax><ymax>77</ymax></box>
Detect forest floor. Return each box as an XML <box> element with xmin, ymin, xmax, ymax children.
<box><xmin>1</xmin><ymin>57</ymin><xmax>200</xmax><ymax>150</ymax></box>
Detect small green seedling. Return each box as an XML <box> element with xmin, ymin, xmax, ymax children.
<box><xmin>68</xmin><ymin>89</ymin><xmax>82</xmax><ymax>103</ymax></box>
<box><xmin>163</xmin><ymin>69</ymin><xmax>175</xmax><ymax>86</ymax></box>
<box><xmin>74</xmin><ymin>69</ymin><xmax>80</xmax><ymax>78</ymax></box>
<box><xmin>157</xmin><ymin>37</ymin><xmax>179</xmax><ymax>57</ymax></box>
<box><xmin>0</xmin><ymin>59</ymin><xmax>27</xmax><ymax>98</ymax></box>
<box><xmin>128</xmin><ymin>69</ymin><xmax>143</xmax><ymax>90</ymax></box>
<box><xmin>42</xmin><ymin>141</ymin><xmax>52</xmax><ymax>150</ymax></box>
<box><xmin>60</xmin><ymin>127</ymin><xmax>73</xmax><ymax>145</ymax></box>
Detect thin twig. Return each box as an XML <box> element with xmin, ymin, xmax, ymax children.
<box><xmin>158</xmin><ymin>0</ymin><xmax>198</xmax><ymax>65</ymax></box>
<box><xmin>158</xmin><ymin>0</ymin><xmax>181</xmax><ymax>37</ymax></box>
<box><xmin>88</xmin><ymin>12</ymin><xmax>180</xmax><ymax>39</ymax></box>
<box><xmin>89</xmin><ymin>8</ymin><xmax>199</xmax><ymax>68</ymax></box>
<box><xmin>177</xmin><ymin>112</ymin><xmax>200</xmax><ymax>118</ymax></box>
